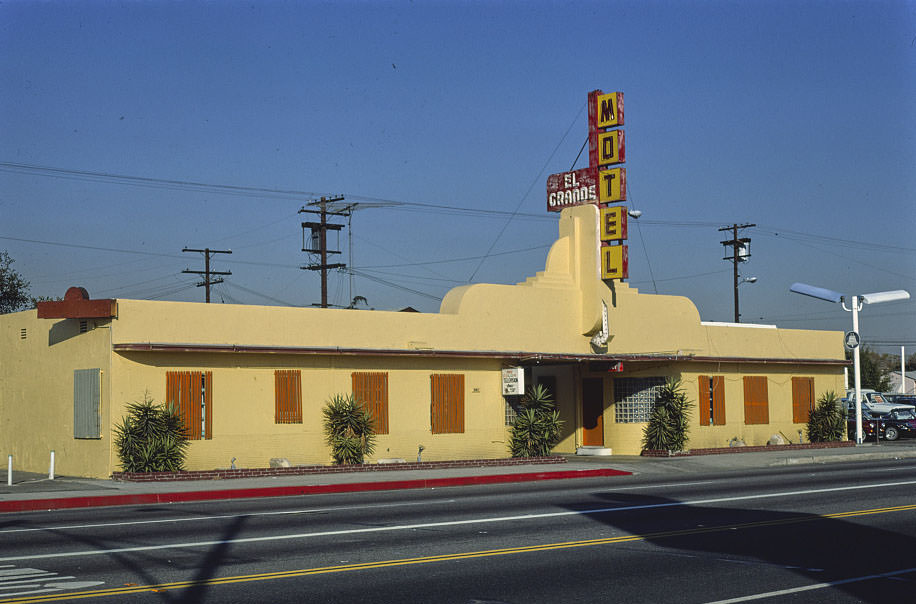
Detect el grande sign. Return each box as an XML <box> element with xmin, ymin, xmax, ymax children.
<box><xmin>546</xmin><ymin>89</ymin><xmax>631</xmax><ymax>280</ymax></box>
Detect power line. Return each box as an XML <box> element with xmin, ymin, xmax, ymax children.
<box><xmin>467</xmin><ymin>101</ymin><xmax>586</xmax><ymax>282</ymax></box>
<box><xmin>0</xmin><ymin>161</ymin><xmax>557</xmax><ymax>222</ymax></box>
<box><xmin>347</xmin><ymin>268</ymin><xmax>443</xmax><ymax>302</ymax></box>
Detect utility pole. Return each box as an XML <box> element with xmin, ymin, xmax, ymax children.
<box><xmin>719</xmin><ymin>223</ymin><xmax>755</xmax><ymax>323</ymax></box>
<box><xmin>182</xmin><ymin>247</ymin><xmax>232</xmax><ymax>303</ymax></box>
<box><xmin>300</xmin><ymin>195</ymin><xmax>348</xmax><ymax>308</ymax></box>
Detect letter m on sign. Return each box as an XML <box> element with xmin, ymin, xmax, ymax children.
<box><xmin>596</xmin><ymin>92</ymin><xmax>624</xmax><ymax>129</ymax></box>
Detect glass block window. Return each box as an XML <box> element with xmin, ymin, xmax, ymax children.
<box><xmin>505</xmin><ymin>398</ymin><xmax>523</xmax><ymax>425</ymax></box>
<box><xmin>614</xmin><ymin>377</ymin><xmax>666</xmax><ymax>423</ymax></box>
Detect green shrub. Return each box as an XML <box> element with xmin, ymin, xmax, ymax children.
<box><xmin>509</xmin><ymin>384</ymin><xmax>564</xmax><ymax>457</ymax></box>
<box><xmin>113</xmin><ymin>394</ymin><xmax>189</xmax><ymax>472</ymax></box>
<box><xmin>323</xmin><ymin>393</ymin><xmax>376</xmax><ymax>464</ymax></box>
<box><xmin>642</xmin><ymin>378</ymin><xmax>693</xmax><ymax>452</ymax></box>
<box><xmin>806</xmin><ymin>390</ymin><xmax>845</xmax><ymax>442</ymax></box>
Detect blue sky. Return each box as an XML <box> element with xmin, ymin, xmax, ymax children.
<box><xmin>1</xmin><ymin>0</ymin><xmax>914</xmax><ymax>353</ymax></box>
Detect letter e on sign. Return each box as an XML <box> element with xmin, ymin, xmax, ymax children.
<box><xmin>601</xmin><ymin>206</ymin><xmax>628</xmax><ymax>241</ymax></box>
<box><xmin>601</xmin><ymin>245</ymin><xmax>629</xmax><ymax>280</ymax></box>
<box><xmin>596</xmin><ymin>92</ymin><xmax>624</xmax><ymax>129</ymax></box>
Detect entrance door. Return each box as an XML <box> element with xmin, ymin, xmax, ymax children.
<box><xmin>581</xmin><ymin>378</ymin><xmax>604</xmax><ymax>446</ymax></box>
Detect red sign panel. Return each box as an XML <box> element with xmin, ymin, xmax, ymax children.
<box><xmin>546</xmin><ymin>167</ymin><xmax>598</xmax><ymax>212</ymax></box>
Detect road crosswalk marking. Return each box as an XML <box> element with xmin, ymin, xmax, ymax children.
<box><xmin>0</xmin><ymin>565</ymin><xmax>103</xmax><ymax>598</ymax></box>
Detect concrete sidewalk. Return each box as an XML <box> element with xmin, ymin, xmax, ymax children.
<box><xmin>2</xmin><ymin>442</ymin><xmax>915</xmax><ymax>513</ymax></box>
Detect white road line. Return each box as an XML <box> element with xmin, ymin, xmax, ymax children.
<box><xmin>703</xmin><ymin>566</ymin><xmax>916</xmax><ymax>603</ymax></box>
<box><xmin>2</xmin><ymin>478</ymin><xmax>916</xmax><ymax>563</ymax></box>
<box><xmin>0</xmin><ymin>498</ymin><xmax>458</xmax><ymax>535</ymax></box>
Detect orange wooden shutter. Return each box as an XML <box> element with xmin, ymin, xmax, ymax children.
<box><xmin>203</xmin><ymin>371</ymin><xmax>212</xmax><ymax>440</ymax></box>
<box><xmin>711</xmin><ymin>375</ymin><xmax>726</xmax><ymax>425</ymax></box>
<box><xmin>792</xmin><ymin>377</ymin><xmax>815</xmax><ymax>423</ymax></box>
<box><xmin>275</xmin><ymin>370</ymin><xmax>302</xmax><ymax>424</ymax></box>
<box><xmin>352</xmin><ymin>372</ymin><xmax>388</xmax><ymax>434</ymax></box>
<box><xmin>743</xmin><ymin>376</ymin><xmax>769</xmax><ymax>425</ymax></box>
<box><xmin>431</xmin><ymin>374</ymin><xmax>464</xmax><ymax>434</ymax></box>
<box><xmin>431</xmin><ymin>375</ymin><xmax>443</xmax><ymax>433</ymax></box>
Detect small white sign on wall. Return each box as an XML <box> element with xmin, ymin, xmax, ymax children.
<box><xmin>501</xmin><ymin>367</ymin><xmax>525</xmax><ymax>396</ymax></box>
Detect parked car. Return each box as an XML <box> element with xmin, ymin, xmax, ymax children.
<box><xmin>843</xmin><ymin>388</ymin><xmax>877</xmax><ymax>403</ymax></box>
<box><xmin>847</xmin><ymin>406</ymin><xmax>916</xmax><ymax>441</ymax></box>
<box><xmin>884</xmin><ymin>393</ymin><xmax>916</xmax><ymax>406</ymax></box>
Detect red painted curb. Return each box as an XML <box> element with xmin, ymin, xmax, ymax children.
<box><xmin>0</xmin><ymin>468</ymin><xmax>631</xmax><ymax>513</ymax></box>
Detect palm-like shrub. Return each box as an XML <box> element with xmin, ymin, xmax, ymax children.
<box><xmin>806</xmin><ymin>390</ymin><xmax>845</xmax><ymax>442</ymax></box>
<box><xmin>509</xmin><ymin>384</ymin><xmax>564</xmax><ymax>457</ymax></box>
<box><xmin>323</xmin><ymin>393</ymin><xmax>376</xmax><ymax>464</ymax></box>
<box><xmin>642</xmin><ymin>378</ymin><xmax>692</xmax><ymax>453</ymax></box>
<box><xmin>113</xmin><ymin>394</ymin><xmax>189</xmax><ymax>472</ymax></box>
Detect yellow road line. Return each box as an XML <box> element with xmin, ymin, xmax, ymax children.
<box><xmin>4</xmin><ymin>502</ymin><xmax>915</xmax><ymax>603</ymax></box>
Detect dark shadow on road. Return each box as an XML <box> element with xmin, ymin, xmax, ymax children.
<box><xmin>0</xmin><ymin>508</ymin><xmax>251</xmax><ymax>602</ymax></box>
<box><xmin>562</xmin><ymin>490</ymin><xmax>916</xmax><ymax>603</ymax></box>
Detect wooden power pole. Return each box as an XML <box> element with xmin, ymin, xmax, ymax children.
<box><xmin>719</xmin><ymin>223</ymin><xmax>755</xmax><ymax>323</ymax></box>
<box><xmin>182</xmin><ymin>247</ymin><xmax>232</xmax><ymax>303</ymax></box>
<box><xmin>300</xmin><ymin>195</ymin><xmax>349</xmax><ymax>308</ymax></box>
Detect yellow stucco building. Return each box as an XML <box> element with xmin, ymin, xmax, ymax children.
<box><xmin>0</xmin><ymin>205</ymin><xmax>846</xmax><ymax>478</ymax></box>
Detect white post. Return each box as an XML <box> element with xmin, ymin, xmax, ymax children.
<box><xmin>49</xmin><ymin>450</ymin><xmax>55</xmax><ymax>480</ymax></box>
<box><xmin>6</xmin><ymin>455</ymin><xmax>11</xmax><ymax>487</ymax></box>
<box><xmin>902</xmin><ymin>346</ymin><xmax>907</xmax><ymax>394</ymax></box>
<box><xmin>852</xmin><ymin>296</ymin><xmax>863</xmax><ymax>444</ymax></box>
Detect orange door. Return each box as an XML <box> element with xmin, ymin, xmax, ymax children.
<box><xmin>581</xmin><ymin>378</ymin><xmax>604</xmax><ymax>446</ymax></box>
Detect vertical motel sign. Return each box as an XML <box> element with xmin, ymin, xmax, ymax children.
<box><xmin>546</xmin><ymin>90</ymin><xmax>629</xmax><ymax>280</ymax></box>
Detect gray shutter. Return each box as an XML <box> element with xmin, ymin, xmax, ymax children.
<box><xmin>74</xmin><ymin>368</ymin><xmax>101</xmax><ymax>438</ymax></box>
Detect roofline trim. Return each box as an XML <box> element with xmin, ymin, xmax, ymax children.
<box><xmin>111</xmin><ymin>343</ymin><xmax>849</xmax><ymax>366</ymax></box>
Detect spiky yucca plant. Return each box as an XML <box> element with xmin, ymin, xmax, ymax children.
<box><xmin>322</xmin><ymin>393</ymin><xmax>376</xmax><ymax>464</ymax></box>
<box><xmin>509</xmin><ymin>384</ymin><xmax>563</xmax><ymax>458</ymax></box>
<box><xmin>113</xmin><ymin>394</ymin><xmax>189</xmax><ymax>472</ymax></box>
<box><xmin>806</xmin><ymin>390</ymin><xmax>845</xmax><ymax>442</ymax></box>
<box><xmin>642</xmin><ymin>379</ymin><xmax>693</xmax><ymax>453</ymax></box>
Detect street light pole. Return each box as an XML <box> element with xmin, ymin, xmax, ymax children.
<box><xmin>790</xmin><ymin>283</ymin><xmax>910</xmax><ymax>444</ymax></box>
<box><xmin>848</xmin><ymin>295</ymin><xmax>863</xmax><ymax>443</ymax></box>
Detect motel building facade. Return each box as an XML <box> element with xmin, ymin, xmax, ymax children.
<box><xmin>0</xmin><ymin>203</ymin><xmax>847</xmax><ymax>479</ymax></box>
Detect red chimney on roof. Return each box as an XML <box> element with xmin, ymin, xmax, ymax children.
<box><xmin>36</xmin><ymin>287</ymin><xmax>117</xmax><ymax>319</ymax></box>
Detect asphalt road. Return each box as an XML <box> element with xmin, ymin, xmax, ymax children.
<box><xmin>2</xmin><ymin>459</ymin><xmax>915</xmax><ymax>603</ymax></box>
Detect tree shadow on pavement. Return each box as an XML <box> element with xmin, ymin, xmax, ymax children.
<box><xmin>563</xmin><ymin>490</ymin><xmax>915</xmax><ymax>603</ymax></box>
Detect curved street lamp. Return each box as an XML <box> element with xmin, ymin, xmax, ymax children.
<box><xmin>789</xmin><ymin>282</ymin><xmax>910</xmax><ymax>443</ymax></box>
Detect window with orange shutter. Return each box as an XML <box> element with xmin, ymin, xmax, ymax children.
<box><xmin>698</xmin><ymin>375</ymin><xmax>726</xmax><ymax>426</ymax></box>
<box><xmin>166</xmin><ymin>371</ymin><xmax>213</xmax><ymax>440</ymax></box>
<box><xmin>792</xmin><ymin>377</ymin><xmax>815</xmax><ymax>424</ymax></box>
<box><xmin>275</xmin><ymin>370</ymin><xmax>302</xmax><ymax>424</ymax></box>
<box><xmin>743</xmin><ymin>376</ymin><xmax>769</xmax><ymax>425</ymax></box>
<box><xmin>430</xmin><ymin>374</ymin><xmax>464</xmax><ymax>434</ymax></box>
<box><xmin>352</xmin><ymin>372</ymin><xmax>389</xmax><ymax>434</ymax></box>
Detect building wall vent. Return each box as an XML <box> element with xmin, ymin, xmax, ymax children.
<box><xmin>79</xmin><ymin>320</ymin><xmax>88</xmax><ymax>333</ymax></box>
<box><xmin>20</xmin><ymin>328</ymin><xmax>27</xmax><ymax>340</ymax></box>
